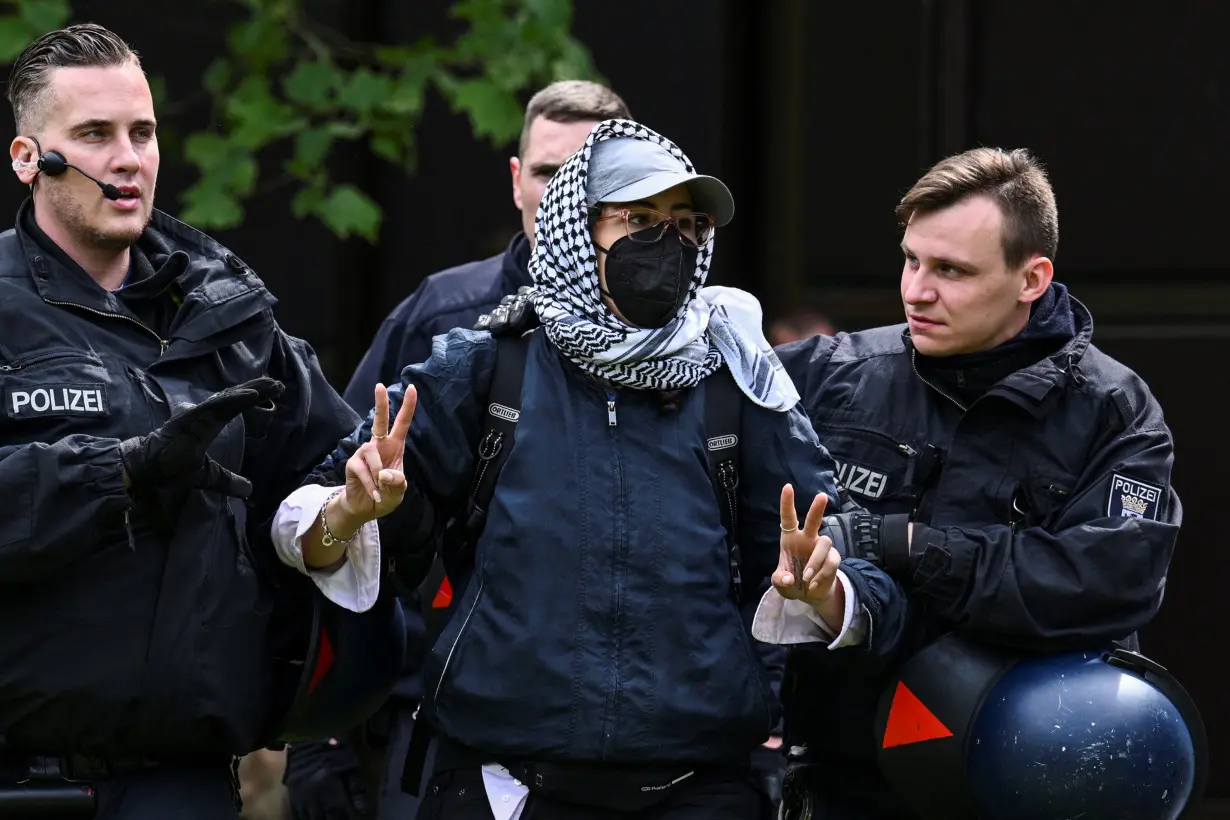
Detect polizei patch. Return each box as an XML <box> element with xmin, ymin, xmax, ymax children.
<box><xmin>6</xmin><ymin>384</ymin><xmax>109</xmax><ymax>418</ymax></box>
<box><xmin>834</xmin><ymin>459</ymin><xmax>889</xmax><ymax>500</ymax></box>
<box><xmin>1107</xmin><ymin>473</ymin><xmax>1162</xmax><ymax>521</ymax></box>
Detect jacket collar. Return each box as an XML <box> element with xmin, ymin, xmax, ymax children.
<box><xmin>906</xmin><ymin>295</ymin><xmax>1094</xmax><ymax>414</ymax></box>
<box><xmin>16</xmin><ymin>198</ymin><xmax>277</xmax><ymax>353</ymax></box>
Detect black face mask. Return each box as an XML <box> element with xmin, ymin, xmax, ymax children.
<box><xmin>597</xmin><ymin>225</ymin><xmax>698</xmax><ymax>329</ymax></box>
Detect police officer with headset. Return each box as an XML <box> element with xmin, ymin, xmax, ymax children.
<box><xmin>0</xmin><ymin>23</ymin><xmax>378</xmax><ymax>819</ymax></box>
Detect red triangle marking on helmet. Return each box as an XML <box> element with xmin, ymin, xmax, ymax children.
<box><xmin>432</xmin><ymin>576</ymin><xmax>453</xmax><ymax>609</ymax></box>
<box><xmin>882</xmin><ymin>682</ymin><xmax>953</xmax><ymax>748</ymax></box>
<box><xmin>307</xmin><ymin>628</ymin><xmax>335</xmax><ymax>693</ymax></box>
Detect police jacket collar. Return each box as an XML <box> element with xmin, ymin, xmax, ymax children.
<box><xmin>503</xmin><ymin>231</ymin><xmax>532</xmax><ymax>287</ymax></box>
<box><xmin>15</xmin><ymin>199</ymin><xmax>277</xmax><ymax>355</ymax></box>
<box><xmin>908</xmin><ymin>294</ymin><xmax>1094</xmax><ymax>414</ymax></box>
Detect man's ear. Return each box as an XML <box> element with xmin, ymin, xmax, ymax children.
<box><xmin>10</xmin><ymin>137</ymin><xmax>39</xmax><ymax>185</ymax></box>
<box><xmin>510</xmin><ymin>156</ymin><xmax>523</xmax><ymax>212</ymax></box>
<box><xmin>1019</xmin><ymin>255</ymin><xmax>1054</xmax><ymax>305</ymax></box>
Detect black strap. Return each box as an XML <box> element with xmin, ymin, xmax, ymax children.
<box><xmin>466</xmin><ymin>330</ymin><xmax>534</xmax><ymax>537</ymax></box>
<box><xmin>703</xmin><ymin>366</ymin><xmax>744</xmax><ymax>602</ymax></box>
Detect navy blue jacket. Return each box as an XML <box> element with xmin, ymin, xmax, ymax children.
<box><xmin>312</xmin><ymin>328</ymin><xmax>911</xmax><ymax>764</ymax></box>
<box><xmin>775</xmin><ymin>290</ymin><xmax>1180</xmax><ymax>806</ymax></box>
<box><xmin>342</xmin><ymin>235</ymin><xmax>786</xmax><ymax>720</ymax></box>
<box><xmin>0</xmin><ymin>200</ymin><xmax>361</xmax><ymax>760</ymax></box>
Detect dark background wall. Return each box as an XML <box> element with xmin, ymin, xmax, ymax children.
<box><xmin>1</xmin><ymin>0</ymin><xmax>1226</xmax><ymax>802</ymax></box>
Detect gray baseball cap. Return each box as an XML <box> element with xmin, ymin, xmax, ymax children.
<box><xmin>585</xmin><ymin>138</ymin><xmax>735</xmax><ymax>226</ymax></box>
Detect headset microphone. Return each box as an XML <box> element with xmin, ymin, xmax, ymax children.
<box><xmin>36</xmin><ymin>151</ymin><xmax>125</xmax><ymax>201</ymax></box>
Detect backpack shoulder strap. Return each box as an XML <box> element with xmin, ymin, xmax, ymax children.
<box><xmin>469</xmin><ymin>328</ymin><xmax>533</xmax><ymax>518</ymax></box>
<box><xmin>434</xmin><ymin>327</ymin><xmax>534</xmax><ymax>590</ymax></box>
<box><xmin>703</xmin><ymin>366</ymin><xmax>745</xmax><ymax>602</ymax></box>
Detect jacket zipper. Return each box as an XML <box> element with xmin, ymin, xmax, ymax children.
<box><xmin>911</xmin><ymin>349</ymin><xmax>966</xmax><ymax>411</ymax></box>
<box><xmin>432</xmin><ymin>580</ymin><xmax>485</xmax><ymax>703</ymax></box>
<box><xmin>43</xmin><ymin>298</ymin><xmax>169</xmax><ymax>356</ymax></box>
<box><xmin>123</xmin><ymin>508</ymin><xmax>136</xmax><ymax>550</ymax></box>
<box><xmin>602</xmin><ymin>394</ymin><xmax>626</xmax><ymax>750</ymax></box>
<box><xmin>0</xmin><ymin>350</ymin><xmax>101</xmax><ymax>372</ymax></box>
<box><xmin>818</xmin><ymin>423</ymin><xmax>917</xmax><ymax>457</ymax></box>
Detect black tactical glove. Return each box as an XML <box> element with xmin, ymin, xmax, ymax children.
<box><xmin>119</xmin><ymin>376</ymin><xmax>285</xmax><ymax>499</ymax></box>
<box><xmin>283</xmin><ymin>737</ymin><xmax>376</xmax><ymax>820</ymax></box>
<box><xmin>821</xmin><ymin>511</ymin><xmax>914</xmax><ymax>576</ymax></box>
<box><xmin>473</xmin><ymin>285</ymin><xmax>540</xmax><ymax>335</ymax></box>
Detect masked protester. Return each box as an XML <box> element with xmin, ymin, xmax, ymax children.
<box><xmin>283</xmin><ymin>82</ymin><xmax>635</xmax><ymax>820</ymax></box>
<box><xmin>271</xmin><ymin>119</ymin><xmax>912</xmax><ymax>820</ymax></box>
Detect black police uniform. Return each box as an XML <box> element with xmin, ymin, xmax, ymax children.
<box><xmin>774</xmin><ymin>284</ymin><xmax>1181</xmax><ymax>818</ymax></box>
<box><xmin>0</xmin><ymin>200</ymin><xmax>362</xmax><ymax>818</ymax></box>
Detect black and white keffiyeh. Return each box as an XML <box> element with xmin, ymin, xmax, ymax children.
<box><xmin>529</xmin><ymin>119</ymin><xmax>800</xmax><ymax>412</ymax></box>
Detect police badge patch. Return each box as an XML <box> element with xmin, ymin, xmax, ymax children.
<box><xmin>1107</xmin><ymin>473</ymin><xmax>1163</xmax><ymax>521</ymax></box>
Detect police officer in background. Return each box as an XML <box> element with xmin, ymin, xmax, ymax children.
<box><xmin>0</xmin><ymin>23</ymin><xmax>368</xmax><ymax>819</ymax></box>
<box><xmin>280</xmin><ymin>81</ymin><xmax>635</xmax><ymax>820</ymax></box>
<box><xmin>757</xmin><ymin>147</ymin><xmax>1182</xmax><ymax>818</ymax></box>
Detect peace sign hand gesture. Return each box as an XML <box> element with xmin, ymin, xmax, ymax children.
<box><xmin>772</xmin><ymin>484</ymin><xmax>845</xmax><ymax>629</ymax></box>
<box><xmin>337</xmin><ymin>383</ymin><xmax>418</xmax><ymax>524</ymax></box>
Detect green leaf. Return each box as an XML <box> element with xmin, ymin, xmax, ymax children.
<box><xmin>227</xmin><ymin>15</ymin><xmax>288</xmax><ymax>71</ymax></box>
<box><xmin>179</xmin><ymin>182</ymin><xmax>244</xmax><ymax>230</ymax></box>
<box><xmin>291</xmin><ymin>127</ymin><xmax>334</xmax><ymax>172</ymax></box>
<box><xmin>202</xmin><ymin>59</ymin><xmax>231</xmax><ymax>95</ymax></box>
<box><xmin>326</xmin><ymin>121</ymin><xmax>365</xmax><ymax>140</ymax></box>
<box><xmin>317</xmin><ymin>184</ymin><xmax>381</xmax><ymax>241</ymax></box>
<box><xmin>370</xmin><ymin>134</ymin><xmax>401</xmax><ymax>164</ymax></box>
<box><xmin>226</xmin><ymin>76</ymin><xmax>299</xmax><ymax>149</ymax></box>
<box><xmin>382</xmin><ymin>65</ymin><xmax>430</xmax><ymax>116</ymax></box>
<box><xmin>291</xmin><ymin>178</ymin><xmax>326</xmax><ymax>218</ymax></box>
<box><xmin>220</xmin><ymin>154</ymin><xmax>259</xmax><ymax>196</ymax></box>
<box><xmin>522</xmin><ymin>0</ymin><xmax>571</xmax><ymax>30</ymax></box>
<box><xmin>18</xmin><ymin>0</ymin><xmax>70</xmax><ymax>33</ymax></box>
<box><xmin>374</xmin><ymin>39</ymin><xmax>435</xmax><ymax>65</ymax></box>
<box><xmin>336</xmin><ymin>68</ymin><xmax>396</xmax><ymax>117</ymax></box>
<box><xmin>0</xmin><ymin>17</ymin><xmax>34</xmax><ymax>62</ymax></box>
<box><xmin>147</xmin><ymin>74</ymin><xmax>169</xmax><ymax>109</ymax></box>
<box><xmin>446</xmin><ymin>77</ymin><xmax>524</xmax><ymax>145</ymax></box>
<box><xmin>283</xmin><ymin>60</ymin><xmax>338</xmax><ymax>109</ymax></box>
<box><xmin>183</xmin><ymin>132</ymin><xmax>232</xmax><ymax>171</ymax></box>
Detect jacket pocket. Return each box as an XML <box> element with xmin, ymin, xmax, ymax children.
<box><xmin>815</xmin><ymin>424</ymin><xmax>919</xmax><ymax>511</ymax></box>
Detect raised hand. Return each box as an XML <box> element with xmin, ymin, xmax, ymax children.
<box><xmin>336</xmin><ymin>383</ymin><xmax>418</xmax><ymax>524</ymax></box>
<box><xmin>773</xmin><ymin>485</ymin><xmax>842</xmax><ymax>612</ymax></box>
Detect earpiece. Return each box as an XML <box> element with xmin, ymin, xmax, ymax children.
<box><xmin>11</xmin><ymin>137</ymin><xmax>124</xmax><ymax>200</ymax></box>
<box><xmin>36</xmin><ymin>150</ymin><xmax>69</xmax><ymax>176</ymax></box>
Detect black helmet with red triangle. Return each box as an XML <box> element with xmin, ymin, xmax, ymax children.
<box><xmin>874</xmin><ymin>632</ymin><xmax>1208</xmax><ymax>820</ymax></box>
<box><xmin>267</xmin><ymin>583</ymin><xmax>408</xmax><ymax>743</ymax></box>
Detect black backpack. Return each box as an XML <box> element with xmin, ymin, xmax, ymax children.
<box><xmin>401</xmin><ymin>327</ymin><xmax>746</xmax><ymax>793</ymax></box>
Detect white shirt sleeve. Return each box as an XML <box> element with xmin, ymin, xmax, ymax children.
<box><xmin>269</xmin><ymin>483</ymin><xmax>382</xmax><ymax>613</ymax></box>
<box><xmin>751</xmin><ymin>570</ymin><xmax>869</xmax><ymax>649</ymax></box>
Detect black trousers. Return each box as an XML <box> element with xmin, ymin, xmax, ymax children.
<box><xmin>0</xmin><ymin>762</ymin><xmax>240</xmax><ymax>820</ymax></box>
<box><xmin>414</xmin><ymin>766</ymin><xmax>767</xmax><ymax>820</ymax></box>
<box><xmin>94</xmin><ymin>763</ymin><xmax>239</xmax><ymax>819</ymax></box>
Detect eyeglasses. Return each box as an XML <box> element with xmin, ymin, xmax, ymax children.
<box><xmin>593</xmin><ymin>207</ymin><xmax>715</xmax><ymax>248</ymax></box>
